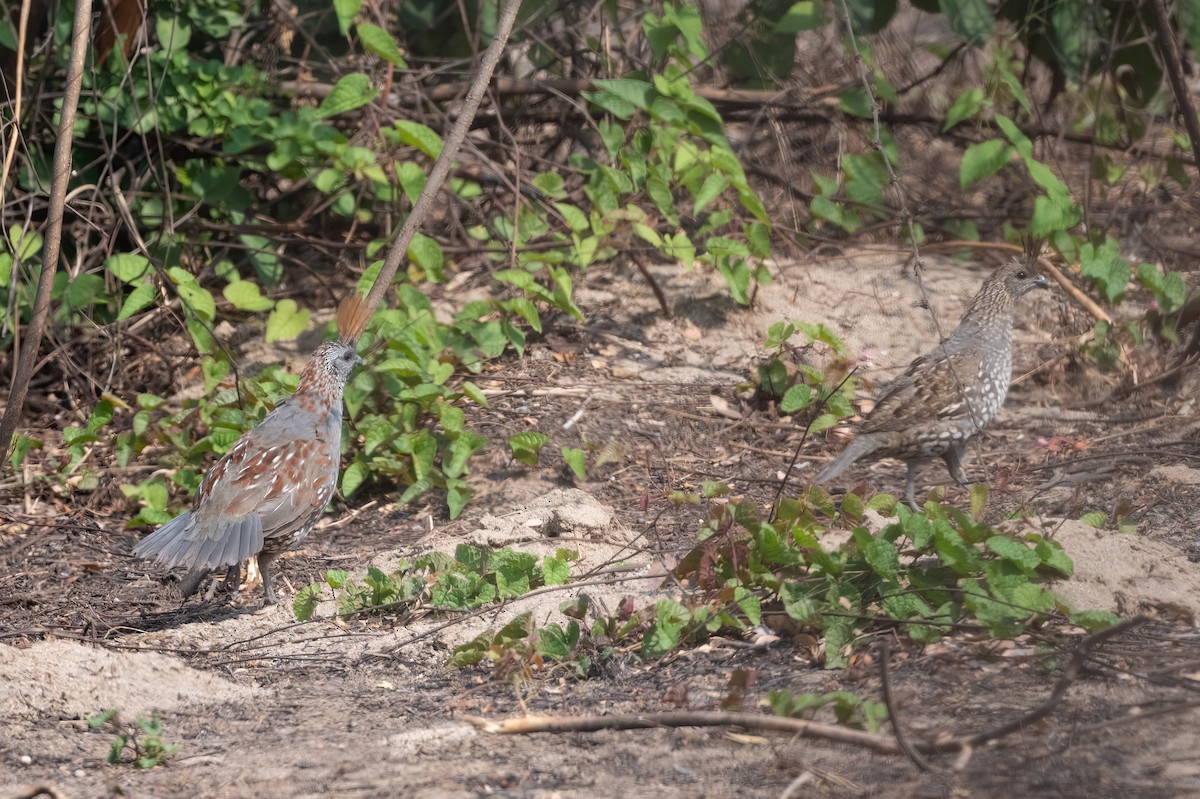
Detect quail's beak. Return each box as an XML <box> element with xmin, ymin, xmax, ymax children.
<box><xmin>1034</xmin><ymin>274</ymin><xmax>1050</xmax><ymax>289</ymax></box>
<box><xmin>354</xmin><ymin>353</ymin><xmax>364</xmax><ymax>368</ymax></box>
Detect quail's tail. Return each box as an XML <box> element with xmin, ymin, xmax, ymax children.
<box><xmin>814</xmin><ymin>436</ymin><xmax>879</xmax><ymax>484</ymax></box>
<box><xmin>132</xmin><ymin>511</ymin><xmax>194</xmax><ymax>565</ymax></box>
<box><xmin>133</xmin><ymin>512</ymin><xmax>264</xmax><ymax>572</ymax></box>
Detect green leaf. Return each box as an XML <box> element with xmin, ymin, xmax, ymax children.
<box><xmin>531</xmin><ymin>172</ymin><xmax>565</xmax><ymax>198</ymax></box>
<box><xmin>395</xmin><ymin>161</ymin><xmax>427</xmax><ymax>203</ymax></box>
<box><xmin>317</xmin><ymin>74</ymin><xmax>378</xmax><ymax>119</ymax></box>
<box><xmin>1070</xmin><ymin>609</ymin><xmax>1120</xmax><ymax>631</ymax></box>
<box><xmin>333</xmin><ymin>0</ymin><xmax>362</xmax><ymax>34</ymax></box>
<box><xmin>167</xmin><ymin>267</ymin><xmax>216</xmax><ymax>321</ymax></box>
<box><xmin>107</xmin><ymin>253</ymin><xmax>151</xmax><ymax>284</ymax></box>
<box><xmin>408</xmin><ymin>234</ymin><xmax>444</xmax><ymax>281</ymax></box>
<box><xmin>543</xmin><ymin>553</ymin><xmax>571</xmax><ymax>585</ymax></box>
<box><xmin>265</xmin><ymin>299</ymin><xmax>311</xmax><ymax>342</ymax></box>
<box><xmin>943</xmin><ymin>88</ymin><xmax>984</xmax><ymax>131</ymax></box>
<box><xmin>1035</xmin><ymin>539</ymin><xmax>1074</xmax><ymax>576</ymax></box>
<box><xmin>780</xmin><ymin>581</ymin><xmax>819</xmax><ymax>623</ymax></box>
<box><xmin>969</xmin><ymin>482</ymin><xmax>988</xmax><ymax>520</ymax></box>
<box><xmin>324</xmin><ymin>569</ymin><xmax>350</xmax><ymax>588</ymax></box>
<box><xmin>9</xmin><ymin>225</ymin><xmax>42</xmax><ymax>260</ymax></box>
<box><xmin>864</xmin><ymin>537</ymin><xmax>900</xmax><ymax>581</ymax></box>
<box><xmin>1029</xmin><ymin>194</ymin><xmax>1081</xmax><ymax>237</ymax></box>
<box><xmin>554</xmin><ymin>202</ymin><xmax>589</xmax><ymax>232</ymax></box>
<box><xmin>938</xmin><ymin>0</ymin><xmax>994</xmax><ymax>45</ymax></box>
<box><xmin>774</xmin><ymin>1</ymin><xmax>825</xmax><ymax>32</ymax></box>
<box><xmin>562</xmin><ymin>447</ymin><xmax>587</xmax><ymax>480</ymax></box>
<box><xmin>536</xmin><ymin>621</ymin><xmax>580</xmax><ymax>661</ymax></box>
<box><xmin>509</xmin><ymin>431</ymin><xmax>549</xmax><ymax>466</ymax></box>
<box><xmin>843</xmin><ymin>0</ymin><xmax>897</xmax><ymax>33</ymax></box>
<box><xmin>356</xmin><ymin>23</ymin><xmax>407</xmax><ymax>67</ymax></box>
<box><xmin>64</xmin><ymin>273</ymin><xmax>103</xmax><ymax>312</ymax></box>
<box><xmin>692</xmin><ymin>173</ymin><xmax>728</xmax><ymax>215</ymax></box>
<box><xmin>986</xmin><ymin>536</ymin><xmax>1041</xmax><ymax>574</ymax></box>
<box><xmin>643</xmin><ymin>599</ymin><xmax>690</xmax><ymax>658</ymax></box>
<box><xmin>959</xmin><ymin>140</ymin><xmax>1013</xmax><ymax>187</ymax></box>
<box><xmin>1079</xmin><ymin>238</ymin><xmax>1129</xmax><ymax>304</ymax></box>
<box><xmin>807</xmin><ymin>413</ymin><xmax>839</xmax><ymax>434</ymax></box>
<box><xmin>293</xmin><ymin>584</ymin><xmax>321</xmax><ymax>621</ymax></box>
<box><xmin>1137</xmin><ymin>263</ymin><xmax>1187</xmax><ymax>314</ymax></box>
<box><xmin>156</xmin><ymin>16</ymin><xmax>191</xmax><ymax>51</ymax></box>
<box><xmin>342</xmin><ymin>460</ymin><xmax>368</xmax><ymax>497</ymax></box>
<box><xmin>393</xmin><ymin>120</ymin><xmax>443</xmax><ymax>159</ymax></box>
<box><xmin>0</xmin><ymin>18</ymin><xmax>16</xmax><ymax>49</ymax></box>
<box><xmin>780</xmin><ymin>384</ymin><xmax>813</xmax><ymax>413</ymax></box>
<box><xmin>446</xmin><ymin>478</ymin><xmax>470</xmax><ymax>519</ymax></box>
<box><xmin>223</xmin><ymin>280</ymin><xmax>274</xmax><ymax>312</ymax></box>
<box><xmin>838</xmin><ymin>89</ymin><xmax>872</xmax><ymax>118</ymax></box>
<box><xmin>932</xmin><ymin>521</ymin><xmax>980</xmax><ymax>574</ymax></box>
<box><xmin>587</xmin><ymin>79</ymin><xmax>655</xmax><ymax>119</ymax></box>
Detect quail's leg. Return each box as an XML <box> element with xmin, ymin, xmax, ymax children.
<box><xmin>179</xmin><ymin>568</ymin><xmax>210</xmax><ymax>599</ymax></box>
<box><xmin>257</xmin><ymin>551</ymin><xmax>280</xmax><ymax>605</ymax></box>
<box><xmin>905</xmin><ymin>461</ymin><xmax>920</xmax><ymax>512</ymax></box>
<box><xmin>942</xmin><ymin>444</ymin><xmax>972</xmax><ymax>487</ymax></box>
<box><xmin>223</xmin><ymin>563</ymin><xmax>241</xmax><ymax>594</ymax></box>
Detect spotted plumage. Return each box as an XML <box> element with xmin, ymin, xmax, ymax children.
<box><xmin>815</xmin><ymin>262</ymin><xmax>1049</xmax><ymax>510</ymax></box>
<box><xmin>133</xmin><ymin>295</ymin><xmax>371</xmax><ymax>604</ymax></box>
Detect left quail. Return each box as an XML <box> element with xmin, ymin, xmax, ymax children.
<box><xmin>133</xmin><ymin>295</ymin><xmax>372</xmax><ymax>604</ymax></box>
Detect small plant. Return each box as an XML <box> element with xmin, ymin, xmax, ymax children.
<box><xmin>452</xmin><ymin>486</ymin><xmax>1120</xmax><ymax>682</ymax></box>
<box><xmin>449</xmin><ymin>593</ymin><xmax>649</xmax><ymax>680</ymax></box>
<box><xmin>292</xmin><ymin>544</ymin><xmax>578</xmax><ymax>621</ymax></box>
<box><xmin>1079</xmin><ymin>507</ymin><xmax>1137</xmax><ymax>534</ymax></box>
<box><xmin>508</xmin><ymin>432</ymin><xmax>550</xmax><ymax>466</ymax></box>
<box><xmin>755</xmin><ymin>320</ymin><xmax>856</xmax><ymax>433</ymax></box>
<box><xmin>561</xmin><ymin>447</ymin><xmax>588</xmax><ymax>480</ymax></box>
<box><xmin>87</xmin><ymin>709</ymin><xmax>180</xmax><ymax>769</ymax></box>
<box><xmin>769</xmin><ymin>689</ymin><xmax>889</xmax><ymax>732</ymax></box>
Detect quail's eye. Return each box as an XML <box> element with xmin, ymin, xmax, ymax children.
<box><xmin>341</xmin><ymin>352</ymin><xmax>354</xmax><ymax>361</ymax></box>
<box><xmin>1015</xmin><ymin>270</ymin><xmax>1027</xmax><ymax>279</ymax></box>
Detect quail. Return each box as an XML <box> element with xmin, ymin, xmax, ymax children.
<box><xmin>133</xmin><ymin>295</ymin><xmax>372</xmax><ymax>604</ymax></box>
<box><xmin>815</xmin><ymin>261</ymin><xmax>1050</xmax><ymax>510</ymax></box>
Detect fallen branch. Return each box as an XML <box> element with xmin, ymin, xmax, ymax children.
<box><xmin>462</xmin><ymin>710</ymin><xmax>909</xmax><ymax>753</ymax></box>
<box><xmin>465</xmin><ymin>616</ymin><xmax>1150</xmax><ymax>763</ymax></box>
<box><xmin>879</xmin><ymin>638</ymin><xmax>931</xmax><ymax>771</ymax></box>
<box><xmin>955</xmin><ymin>615</ymin><xmax>1147</xmax><ymax>749</ymax></box>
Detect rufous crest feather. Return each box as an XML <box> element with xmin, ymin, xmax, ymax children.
<box><xmin>336</xmin><ymin>293</ymin><xmax>373</xmax><ymax>343</ymax></box>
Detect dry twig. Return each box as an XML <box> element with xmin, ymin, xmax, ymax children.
<box><xmin>466</xmin><ymin>616</ymin><xmax>1151</xmax><ymax>765</ymax></box>
<box><xmin>359</xmin><ymin>0</ymin><xmax>522</xmax><ymax>318</ymax></box>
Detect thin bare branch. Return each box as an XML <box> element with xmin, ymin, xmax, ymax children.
<box><xmin>361</xmin><ymin>0</ymin><xmax>523</xmax><ymax>318</ymax></box>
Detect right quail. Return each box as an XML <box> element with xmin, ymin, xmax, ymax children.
<box><xmin>815</xmin><ymin>261</ymin><xmax>1050</xmax><ymax>510</ymax></box>
<box><xmin>133</xmin><ymin>295</ymin><xmax>372</xmax><ymax>604</ymax></box>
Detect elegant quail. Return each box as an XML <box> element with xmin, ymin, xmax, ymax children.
<box><xmin>133</xmin><ymin>295</ymin><xmax>373</xmax><ymax>604</ymax></box>
<box><xmin>815</xmin><ymin>261</ymin><xmax>1049</xmax><ymax>510</ymax></box>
